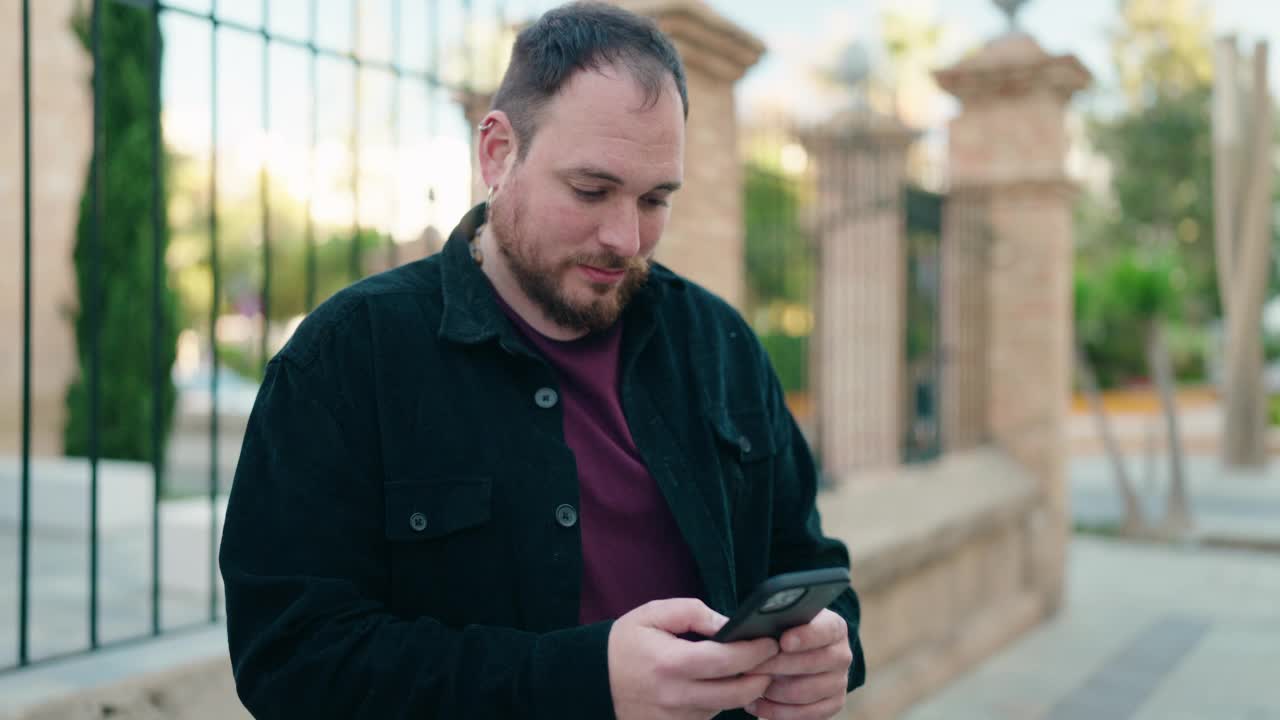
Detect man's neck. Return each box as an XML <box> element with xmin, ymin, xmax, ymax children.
<box><xmin>476</xmin><ymin>227</ymin><xmax>588</xmax><ymax>342</ymax></box>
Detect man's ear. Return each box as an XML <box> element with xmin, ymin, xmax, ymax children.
<box><xmin>478</xmin><ymin>111</ymin><xmax>518</xmax><ymax>189</ymax></box>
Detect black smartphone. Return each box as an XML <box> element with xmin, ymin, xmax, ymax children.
<box><xmin>712</xmin><ymin>567</ymin><xmax>850</xmax><ymax>643</ymax></box>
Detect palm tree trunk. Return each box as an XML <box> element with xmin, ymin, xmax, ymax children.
<box><xmin>1146</xmin><ymin>320</ymin><xmax>1192</xmax><ymax>533</ymax></box>
<box><xmin>1075</xmin><ymin>345</ymin><xmax>1146</xmax><ymax>533</ymax></box>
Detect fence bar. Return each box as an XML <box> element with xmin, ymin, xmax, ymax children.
<box><xmin>259</xmin><ymin>0</ymin><xmax>272</xmax><ymax>368</ymax></box>
<box><xmin>349</xmin><ymin>1</ymin><xmax>363</xmax><ymax>282</ymax></box>
<box><xmin>89</xmin><ymin>0</ymin><xmax>105</xmax><ymax>652</ymax></box>
<box><xmin>18</xmin><ymin>0</ymin><xmax>34</xmax><ymax>668</ymax></box>
<box><xmin>9</xmin><ymin>0</ymin><xmax>484</xmax><ymax>671</ymax></box>
<box><xmin>149</xmin><ymin>0</ymin><xmax>166</xmax><ymax>636</ymax></box>
<box><xmin>208</xmin><ymin>0</ymin><xmax>221</xmax><ymax>623</ymax></box>
<box><xmin>462</xmin><ymin>0</ymin><xmax>473</xmax><ymax>91</ymax></box>
<box><xmin>934</xmin><ymin>196</ymin><xmax>945</xmax><ymax>454</ymax></box>
<box><xmin>128</xmin><ymin>1</ymin><xmax>456</xmax><ymax>89</ymax></box>
<box><xmin>305</xmin><ymin>0</ymin><xmax>318</xmax><ymax>311</ymax></box>
<box><xmin>427</xmin><ymin>0</ymin><xmax>440</xmax><ymax>230</ymax></box>
<box><xmin>387</xmin><ymin>0</ymin><xmax>402</xmax><ymax>270</ymax></box>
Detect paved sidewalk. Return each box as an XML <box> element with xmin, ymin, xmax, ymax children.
<box><xmin>904</xmin><ymin>535</ymin><xmax>1280</xmax><ymax>720</ymax></box>
<box><xmin>1070</xmin><ymin>453</ymin><xmax>1280</xmax><ymax>548</ymax></box>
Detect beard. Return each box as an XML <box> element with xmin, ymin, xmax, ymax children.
<box><xmin>488</xmin><ymin>180</ymin><xmax>650</xmax><ymax>334</ymax></box>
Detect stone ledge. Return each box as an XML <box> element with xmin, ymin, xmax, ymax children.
<box><xmin>819</xmin><ymin>448</ymin><xmax>1040</xmax><ymax>593</ymax></box>
<box><xmin>850</xmin><ymin>587</ymin><xmax>1044</xmax><ymax>719</ymax></box>
<box><xmin>9</xmin><ymin>656</ymin><xmax>245</xmax><ymax>720</ymax></box>
<box><xmin>0</xmin><ymin>625</ymin><xmax>237</xmax><ymax>720</ymax></box>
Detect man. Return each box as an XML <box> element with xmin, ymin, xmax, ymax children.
<box><xmin>219</xmin><ymin>2</ymin><xmax>865</xmax><ymax>718</ymax></box>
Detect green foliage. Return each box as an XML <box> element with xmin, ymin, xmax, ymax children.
<box><xmin>64</xmin><ymin>5</ymin><xmax>181</xmax><ymax>462</ymax></box>
<box><xmin>1270</xmin><ymin>394</ymin><xmax>1280</xmax><ymax>427</ymax></box>
<box><xmin>1109</xmin><ymin>0</ymin><xmax>1213</xmax><ymax>107</ymax></box>
<box><xmin>743</xmin><ymin>158</ymin><xmax>816</xmax><ymax>393</ymax></box>
<box><xmin>1073</xmin><ymin>0</ymin><xmax>1234</xmax><ymax>388</ymax></box>
<box><xmin>743</xmin><ymin>162</ymin><xmax>815</xmax><ymax>310</ymax></box>
<box><xmin>1087</xmin><ymin>86</ymin><xmax>1217</xmax><ymax>319</ymax></box>
<box><xmin>759</xmin><ymin>332</ymin><xmax>809</xmax><ymax>394</ymax></box>
<box><xmin>216</xmin><ymin>342</ymin><xmax>265</xmax><ymax>383</ymax></box>
<box><xmin>166</xmin><ymin>151</ymin><xmax>391</xmax><ymax>326</ymax></box>
<box><xmin>218</xmin><ymin>227</ymin><xmax>389</xmax><ymax>322</ymax></box>
<box><xmin>1075</xmin><ymin>248</ymin><xmax>1182</xmax><ymax>388</ymax></box>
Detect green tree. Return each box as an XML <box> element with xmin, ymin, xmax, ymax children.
<box><xmin>1085</xmin><ymin>0</ymin><xmax>1217</xmax><ymax>320</ymax></box>
<box><xmin>742</xmin><ymin>158</ymin><xmax>816</xmax><ymax>394</ymax></box>
<box><xmin>64</xmin><ymin>5</ymin><xmax>181</xmax><ymax>462</ymax></box>
<box><xmin>743</xmin><ymin>162</ymin><xmax>814</xmax><ymax>310</ymax></box>
<box><xmin>1076</xmin><ymin>247</ymin><xmax>1192</xmax><ymax>533</ymax></box>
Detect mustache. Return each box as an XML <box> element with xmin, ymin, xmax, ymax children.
<box><xmin>570</xmin><ymin>253</ymin><xmax>649</xmax><ymax>273</ymax></box>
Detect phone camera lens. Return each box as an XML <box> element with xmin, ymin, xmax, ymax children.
<box><xmin>760</xmin><ymin>587</ymin><xmax>807</xmax><ymax>613</ymax></box>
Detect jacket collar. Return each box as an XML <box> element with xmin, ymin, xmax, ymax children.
<box><xmin>438</xmin><ymin>202</ymin><xmax>506</xmax><ymax>345</ymax></box>
<box><xmin>437</xmin><ymin>203</ymin><xmax>669</xmax><ymax>347</ymax></box>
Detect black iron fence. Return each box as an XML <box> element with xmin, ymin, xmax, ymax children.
<box><xmin>904</xmin><ymin>186</ymin><xmax>943</xmax><ymax>463</ymax></box>
<box><xmin>739</xmin><ymin>115</ymin><xmax>954</xmax><ymax>473</ymax></box>
<box><xmin>7</xmin><ymin>0</ymin><xmax>504</xmax><ymax>672</ymax></box>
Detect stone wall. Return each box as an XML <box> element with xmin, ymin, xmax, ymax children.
<box><xmin>0</xmin><ymin>0</ymin><xmax>90</xmax><ymax>457</ymax></box>
<box><xmin>826</xmin><ymin>450</ymin><xmax>1044</xmax><ymax>720</ymax></box>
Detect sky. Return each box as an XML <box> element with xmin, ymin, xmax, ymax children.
<box><xmin>155</xmin><ymin>0</ymin><xmax>1280</xmax><ymax>244</ymax></box>
<box><xmin>708</xmin><ymin>0</ymin><xmax>1280</xmax><ymax>104</ymax></box>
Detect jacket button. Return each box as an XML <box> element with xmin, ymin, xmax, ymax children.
<box><xmin>534</xmin><ymin>387</ymin><xmax>559</xmax><ymax>409</ymax></box>
<box><xmin>738</xmin><ymin>435</ymin><xmax>753</xmax><ymax>455</ymax></box>
<box><xmin>555</xmin><ymin>504</ymin><xmax>578</xmax><ymax>528</ymax></box>
<box><xmin>409</xmin><ymin>512</ymin><xmax>428</xmax><ymax>532</ymax></box>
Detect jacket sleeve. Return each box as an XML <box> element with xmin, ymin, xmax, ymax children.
<box><xmin>218</xmin><ymin>358</ymin><xmax>615</xmax><ymax>720</ymax></box>
<box><xmin>761</xmin><ymin>362</ymin><xmax>867</xmax><ymax>693</ymax></box>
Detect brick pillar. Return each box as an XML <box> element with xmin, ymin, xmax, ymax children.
<box><xmin>935</xmin><ymin>32</ymin><xmax>1091</xmax><ymax>613</ymax></box>
<box><xmin>801</xmin><ymin>111</ymin><xmax>917</xmax><ymax>479</ymax></box>
<box><xmin>613</xmin><ymin>0</ymin><xmax>764</xmax><ymax>309</ymax></box>
<box><xmin>0</xmin><ymin>0</ymin><xmax>90</xmax><ymax>456</ymax></box>
<box><xmin>939</xmin><ymin>188</ymin><xmax>991</xmax><ymax>452</ymax></box>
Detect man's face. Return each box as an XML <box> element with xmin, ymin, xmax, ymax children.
<box><xmin>487</xmin><ymin>64</ymin><xmax>685</xmax><ymax>333</ymax></box>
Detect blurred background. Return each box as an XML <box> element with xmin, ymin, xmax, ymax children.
<box><xmin>1</xmin><ymin>0</ymin><xmax>1277</xmax><ymax>717</ymax></box>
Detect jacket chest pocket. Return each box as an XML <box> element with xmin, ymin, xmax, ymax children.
<box><xmin>382</xmin><ymin>477</ymin><xmax>501</xmax><ymax>619</ymax></box>
<box><xmin>706</xmin><ymin>408</ymin><xmax>777</xmax><ymax>520</ymax></box>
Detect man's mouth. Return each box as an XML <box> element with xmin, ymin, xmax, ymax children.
<box><xmin>578</xmin><ymin>264</ymin><xmax>627</xmax><ymax>284</ymax></box>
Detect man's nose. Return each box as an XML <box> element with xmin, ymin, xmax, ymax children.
<box><xmin>598</xmin><ymin>204</ymin><xmax>641</xmax><ymax>258</ymax></box>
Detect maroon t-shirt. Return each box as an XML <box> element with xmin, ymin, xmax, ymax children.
<box><xmin>493</xmin><ymin>294</ymin><xmax>704</xmax><ymax>624</ymax></box>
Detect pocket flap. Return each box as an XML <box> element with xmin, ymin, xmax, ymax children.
<box><xmin>384</xmin><ymin>477</ymin><xmax>492</xmax><ymax>541</ymax></box>
<box><xmin>706</xmin><ymin>408</ymin><xmax>778</xmax><ymax>463</ymax></box>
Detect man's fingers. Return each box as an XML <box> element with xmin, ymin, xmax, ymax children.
<box><xmin>750</xmin><ymin>639</ymin><xmax>851</xmax><ymax>677</ymax></box>
<box><xmin>682</xmin><ymin>672</ymin><xmax>773</xmax><ymax>712</ymax></box>
<box><xmin>637</xmin><ymin>598</ymin><xmax>728</xmax><ymax>638</ymax></box>
<box><xmin>778</xmin><ymin>608</ymin><xmax>847</xmax><ymax>654</ymax></box>
<box><xmin>761</xmin><ymin>669</ymin><xmax>848</xmax><ymax>706</ymax></box>
<box><xmin>746</xmin><ymin>692</ymin><xmax>847</xmax><ymax>720</ymax></box>
<box><xmin>676</xmin><ymin>635</ymin><xmax>780</xmax><ymax>679</ymax></box>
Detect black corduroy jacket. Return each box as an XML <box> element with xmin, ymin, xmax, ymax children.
<box><xmin>219</xmin><ymin>204</ymin><xmax>866</xmax><ymax>719</ymax></box>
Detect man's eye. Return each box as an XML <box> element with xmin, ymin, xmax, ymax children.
<box><xmin>643</xmin><ymin>196</ymin><xmax>670</xmax><ymax>208</ymax></box>
<box><xmin>573</xmin><ymin>187</ymin><xmax>607</xmax><ymax>201</ymax></box>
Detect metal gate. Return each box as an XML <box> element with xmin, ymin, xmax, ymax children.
<box><xmin>8</xmin><ymin>0</ymin><xmax>499</xmax><ymax>672</ymax></box>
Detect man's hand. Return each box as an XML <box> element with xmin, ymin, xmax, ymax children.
<box><xmin>742</xmin><ymin>609</ymin><xmax>853</xmax><ymax>720</ymax></box>
<box><xmin>608</xmin><ymin>599</ymin><xmax>780</xmax><ymax>720</ymax></box>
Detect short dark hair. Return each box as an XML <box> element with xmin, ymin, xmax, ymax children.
<box><xmin>490</xmin><ymin>1</ymin><xmax>689</xmax><ymax>159</ymax></box>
